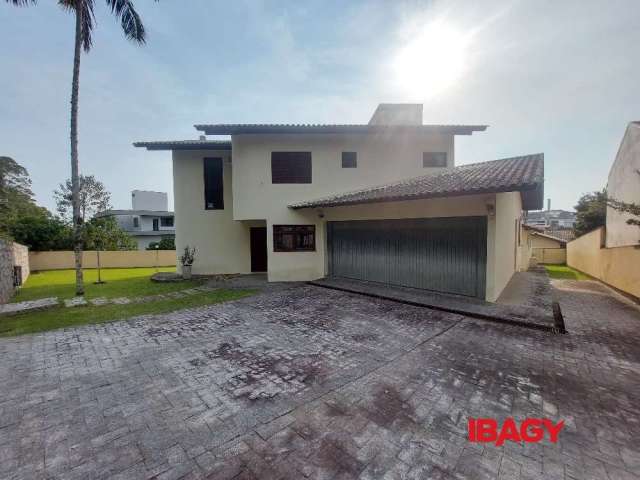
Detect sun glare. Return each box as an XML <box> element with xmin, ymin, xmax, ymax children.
<box><xmin>393</xmin><ymin>21</ymin><xmax>470</xmax><ymax>98</ymax></box>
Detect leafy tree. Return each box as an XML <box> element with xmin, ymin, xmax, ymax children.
<box><xmin>147</xmin><ymin>237</ymin><xmax>175</xmax><ymax>250</ymax></box>
<box><xmin>574</xmin><ymin>190</ymin><xmax>607</xmax><ymax>237</ymax></box>
<box><xmin>607</xmin><ymin>198</ymin><xmax>640</xmax><ymax>229</ymax></box>
<box><xmin>0</xmin><ymin>156</ymin><xmax>33</xmax><ymax>202</ymax></box>
<box><xmin>54</xmin><ymin>175</ymin><xmax>112</xmax><ymax>224</ymax></box>
<box><xmin>9</xmin><ymin>214</ymin><xmax>73</xmax><ymax>251</ymax></box>
<box><xmin>7</xmin><ymin>0</ymin><xmax>158</xmax><ymax>296</ymax></box>
<box><xmin>83</xmin><ymin>216</ymin><xmax>137</xmax><ymax>251</ymax></box>
<box><xmin>0</xmin><ymin>156</ymin><xmax>59</xmax><ymax>242</ymax></box>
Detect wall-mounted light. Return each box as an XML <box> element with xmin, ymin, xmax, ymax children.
<box><xmin>317</xmin><ymin>209</ymin><xmax>325</xmax><ymax>219</ymax></box>
<box><xmin>486</xmin><ymin>203</ymin><xmax>495</xmax><ymax>217</ymax></box>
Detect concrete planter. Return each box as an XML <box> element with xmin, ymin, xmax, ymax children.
<box><xmin>182</xmin><ymin>265</ymin><xmax>192</xmax><ymax>280</ymax></box>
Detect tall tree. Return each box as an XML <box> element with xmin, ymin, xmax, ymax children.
<box><xmin>54</xmin><ymin>174</ymin><xmax>112</xmax><ymax>224</ymax></box>
<box><xmin>6</xmin><ymin>0</ymin><xmax>156</xmax><ymax>295</ymax></box>
<box><xmin>574</xmin><ymin>190</ymin><xmax>607</xmax><ymax>237</ymax></box>
<box><xmin>0</xmin><ymin>156</ymin><xmax>45</xmax><ymax>237</ymax></box>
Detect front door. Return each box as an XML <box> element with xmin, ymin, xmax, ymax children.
<box><xmin>250</xmin><ymin>227</ymin><xmax>268</xmax><ymax>272</ymax></box>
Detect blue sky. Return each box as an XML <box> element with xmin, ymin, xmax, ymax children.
<box><xmin>1</xmin><ymin>0</ymin><xmax>639</xmax><ymax>212</ymax></box>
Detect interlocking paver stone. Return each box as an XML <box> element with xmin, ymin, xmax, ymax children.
<box><xmin>0</xmin><ymin>280</ymin><xmax>639</xmax><ymax>479</ymax></box>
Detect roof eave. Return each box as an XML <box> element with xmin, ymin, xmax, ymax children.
<box><xmin>194</xmin><ymin>125</ymin><xmax>488</xmax><ymax>136</ymax></box>
<box><xmin>289</xmin><ymin>183</ymin><xmax>542</xmax><ymax>210</ymax></box>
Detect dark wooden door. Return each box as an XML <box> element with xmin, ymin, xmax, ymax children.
<box><xmin>250</xmin><ymin>227</ymin><xmax>268</xmax><ymax>272</ymax></box>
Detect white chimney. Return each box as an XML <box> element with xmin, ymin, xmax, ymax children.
<box><xmin>368</xmin><ymin>103</ymin><xmax>423</xmax><ymax>125</ymax></box>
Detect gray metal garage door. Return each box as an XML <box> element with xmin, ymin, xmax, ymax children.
<box><xmin>327</xmin><ymin>217</ymin><xmax>487</xmax><ymax>298</ymax></box>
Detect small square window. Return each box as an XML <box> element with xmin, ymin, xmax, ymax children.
<box><xmin>423</xmin><ymin>152</ymin><xmax>447</xmax><ymax>168</ymax></box>
<box><xmin>341</xmin><ymin>152</ymin><xmax>357</xmax><ymax>168</ymax></box>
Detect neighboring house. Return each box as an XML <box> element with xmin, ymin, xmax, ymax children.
<box><xmin>96</xmin><ymin>190</ymin><xmax>175</xmax><ymax>250</ymax></box>
<box><xmin>606</xmin><ymin>121</ymin><xmax>640</xmax><ymax>247</ymax></box>
<box><xmin>521</xmin><ymin>226</ymin><xmax>567</xmax><ymax>266</ymax></box>
<box><xmin>135</xmin><ymin>103</ymin><xmax>544</xmax><ymax>302</ymax></box>
<box><xmin>525</xmin><ymin>209</ymin><xmax>576</xmax><ymax>228</ymax></box>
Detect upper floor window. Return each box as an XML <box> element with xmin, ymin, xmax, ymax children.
<box><xmin>271</xmin><ymin>152</ymin><xmax>312</xmax><ymax>184</ymax></box>
<box><xmin>341</xmin><ymin>152</ymin><xmax>357</xmax><ymax>168</ymax></box>
<box><xmin>133</xmin><ymin>217</ymin><xmax>139</xmax><ymax>228</ymax></box>
<box><xmin>423</xmin><ymin>152</ymin><xmax>447</xmax><ymax>168</ymax></box>
<box><xmin>273</xmin><ymin>225</ymin><xmax>315</xmax><ymax>252</ymax></box>
<box><xmin>160</xmin><ymin>217</ymin><xmax>174</xmax><ymax>227</ymax></box>
<box><xmin>204</xmin><ymin>157</ymin><xmax>224</xmax><ymax>210</ymax></box>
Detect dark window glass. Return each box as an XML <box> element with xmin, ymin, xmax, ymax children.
<box><xmin>160</xmin><ymin>217</ymin><xmax>174</xmax><ymax>227</ymax></box>
<box><xmin>133</xmin><ymin>217</ymin><xmax>139</xmax><ymax>228</ymax></box>
<box><xmin>152</xmin><ymin>218</ymin><xmax>159</xmax><ymax>231</ymax></box>
<box><xmin>271</xmin><ymin>152</ymin><xmax>312</xmax><ymax>183</ymax></box>
<box><xmin>204</xmin><ymin>157</ymin><xmax>224</xmax><ymax>209</ymax></box>
<box><xmin>423</xmin><ymin>152</ymin><xmax>447</xmax><ymax>167</ymax></box>
<box><xmin>273</xmin><ymin>225</ymin><xmax>316</xmax><ymax>252</ymax></box>
<box><xmin>341</xmin><ymin>152</ymin><xmax>357</xmax><ymax>168</ymax></box>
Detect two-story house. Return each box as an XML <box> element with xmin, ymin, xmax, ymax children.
<box><xmin>96</xmin><ymin>190</ymin><xmax>175</xmax><ymax>250</ymax></box>
<box><xmin>135</xmin><ymin>104</ymin><xmax>544</xmax><ymax>301</ymax></box>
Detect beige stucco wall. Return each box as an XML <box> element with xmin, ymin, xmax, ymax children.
<box><xmin>532</xmin><ymin>248</ymin><xmax>566</xmax><ymax>264</ymax></box>
<box><xmin>170</xmin><ymin>135</ymin><xmax>523</xmax><ymax>302</ymax></box>
<box><xmin>172</xmin><ymin>149</ymin><xmax>252</xmax><ymax>276</ymax></box>
<box><xmin>29</xmin><ymin>250</ymin><xmax>176</xmax><ymax>271</ymax></box>
<box><xmin>567</xmin><ymin>227</ymin><xmax>640</xmax><ymax>299</ymax></box>
<box><xmin>231</xmin><ymin>132</ymin><xmax>454</xmax><ymax>221</ymax></box>
<box><xmin>490</xmin><ymin>192</ymin><xmax>523</xmax><ymax>301</ymax></box>
<box><xmin>606</xmin><ymin>123</ymin><xmax>640</xmax><ymax>247</ymax></box>
<box><xmin>267</xmin><ymin>193</ymin><xmax>496</xmax><ymax>286</ymax></box>
<box><xmin>530</xmin><ymin>234</ymin><xmax>564</xmax><ymax>249</ymax></box>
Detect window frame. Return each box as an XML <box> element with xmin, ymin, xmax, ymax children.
<box><xmin>204</xmin><ymin>157</ymin><xmax>224</xmax><ymax>210</ymax></box>
<box><xmin>422</xmin><ymin>152</ymin><xmax>448</xmax><ymax>168</ymax></box>
<box><xmin>133</xmin><ymin>217</ymin><xmax>139</xmax><ymax>228</ymax></box>
<box><xmin>273</xmin><ymin>225</ymin><xmax>316</xmax><ymax>252</ymax></box>
<box><xmin>160</xmin><ymin>216</ymin><xmax>174</xmax><ymax>227</ymax></box>
<box><xmin>271</xmin><ymin>152</ymin><xmax>312</xmax><ymax>184</ymax></box>
<box><xmin>341</xmin><ymin>151</ymin><xmax>357</xmax><ymax>168</ymax></box>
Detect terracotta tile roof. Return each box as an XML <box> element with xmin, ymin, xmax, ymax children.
<box><xmin>543</xmin><ymin>228</ymin><xmax>576</xmax><ymax>243</ymax></box>
<box><xmin>289</xmin><ymin>154</ymin><xmax>544</xmax><ymax>210</ymax></box>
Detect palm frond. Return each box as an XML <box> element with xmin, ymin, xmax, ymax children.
<box><xmin>58</xmin><ymin>0</ymin><xmax>96</xmax><ymax>52</ymax></box>
<box><xmin>5</xmin><ymin>0</ymin><xmax>37</xmax><ymax>5</ymax></box>
<box><xmin>106</xmin><ymin>0</ymin><xmax>152</xmax><ymax>44</ymax></box>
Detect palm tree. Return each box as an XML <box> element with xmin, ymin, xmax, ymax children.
<box><xmin>7</xmin><ymin>0</ymin><xmax>155</xmax><ymax>295</ymax></box>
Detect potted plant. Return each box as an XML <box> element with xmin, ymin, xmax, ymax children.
<box><xmin>180</xmin><ymin>246</ymin><xmax>196</xmax><ymax>280</ymax></box>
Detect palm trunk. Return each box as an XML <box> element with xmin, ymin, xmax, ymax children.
<box><xmin>71</xmin><ymin>5</ymin><xmax>84</xmax><ymax>296</ymax></box>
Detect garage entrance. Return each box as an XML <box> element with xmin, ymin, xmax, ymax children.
<box><xmin>327</xmin><ymin>217</ymin><xmax>487</xmax><ymax>298</ymax></box>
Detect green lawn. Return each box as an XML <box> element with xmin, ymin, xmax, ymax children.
<box><xmin>545</xmin><ymin>264</ymin><xmax>591</xmax><ymax>280</ymax></box>
<box><xmin>12</xmin><ymin>267</ymin><xmax>202</xmax><ymax>302</ymax></box>
<box><xmin>0</xmin><ymin>289</ymin><xmax>255</xmax><ymax>337</ymax></box>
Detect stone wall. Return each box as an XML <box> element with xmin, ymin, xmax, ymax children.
<box><xmin>12</xmin><ymin>243</ymin><xmax>30</xmax><ymax>285</ymax></box>
<box><xmin>0</xmin><ymin>240</ymin><xmax>13</xmax><ymax>304</ymax></box>
<box><xmin>0</xmin><ymin>240</ymin><xmax>29</xmax><ymax>304</ymax></box>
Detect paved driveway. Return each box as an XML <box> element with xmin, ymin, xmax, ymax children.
<box><xmin>1</xmin><ymin>281</ymin><xmax>639</xmax><ymax>479</ymax></box>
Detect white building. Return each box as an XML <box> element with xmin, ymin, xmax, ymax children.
<box><xmin>97</xmin><ymin>190</ymin><xmax>175</xmax><ymax>250</ymax></box>
<box><xmin>135</xmin><ymin>104</ymin><xmax>544</xmax><ymax>301</ymax></box>
<box><xmin>607</xmin><ymin>121</ymin><xmax>640</xmax><ymax>247</ymax></box>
